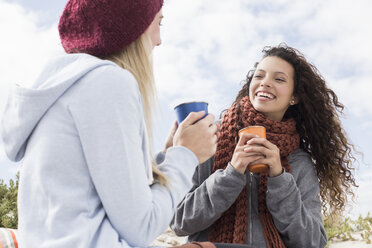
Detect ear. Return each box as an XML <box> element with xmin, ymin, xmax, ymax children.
<box><xmin>290</xmin><ymin>96</ymin><xmax>299</xmax><ymax>105</ymax></box>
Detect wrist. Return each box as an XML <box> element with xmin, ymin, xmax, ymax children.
<box><xmin>163</xmin><ymin>143</ymin><xmax>173</xmax><ymax>154</ymax></box>
<box><xmin>269</xmin><ymin>167</ymin><xmax>284</xmax><ymax>178</ymax></box>
<box><xmin>229</xmin><ymin>161</ymin><xmax>246</xmax><ymax>175</ymax></box>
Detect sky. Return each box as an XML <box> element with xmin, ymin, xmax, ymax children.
<box><xmin>0</xmin><ymin>0</ymin><xmax>371</xmax><ymax>218</ymax></box>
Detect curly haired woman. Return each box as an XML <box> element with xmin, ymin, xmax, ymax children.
<box><xmin>170</xmin><ymin>44</ymin><xmax>358</xmax><ymax>248</ymax></box>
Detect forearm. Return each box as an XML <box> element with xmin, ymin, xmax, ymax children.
<box><xmin>171</xmin><ymin>163</ymin><xmax>246</xmax><ymax>236</ymax></box>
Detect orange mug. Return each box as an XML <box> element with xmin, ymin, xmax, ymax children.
<box><xmin>238</xmin><ymin>126</ymin><xmax>268</xmax><ymax>173</ymax></box>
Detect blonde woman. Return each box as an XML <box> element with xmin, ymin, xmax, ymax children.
<box><xmin>0</xmin><ymin>0</ymin><xmax>218</xmax><ymax>247</ymax></box>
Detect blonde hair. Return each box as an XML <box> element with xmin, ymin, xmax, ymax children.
<box><xmin>103</xmin><ymin>33</ymin><xmax>168</xmax><ymax>186</ymax></box>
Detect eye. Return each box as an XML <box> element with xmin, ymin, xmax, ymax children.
<box><xmin>254</xmin><ymin>74</ymin><xmax>263</xmax><ymax>79</ymax></box>
<box><xmin>159</xmin><ymin>16</ymin><xmax>164</xmax><ymax>26</ymax></box>
<box><xmin>276</xmin><ymin>78</ymin><xmax>285</xmax><ymax>82</ymax></box>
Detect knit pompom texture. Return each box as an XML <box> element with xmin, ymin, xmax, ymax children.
<box><xmin>58</xmin><ymin>0</ymin><xmax>163</xmax><ymax>56</ymax></box>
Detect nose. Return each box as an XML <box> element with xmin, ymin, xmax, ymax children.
<box><xmin>151</xmin><ymin>39</ymin><xmax>161</xmax><ymax>50</ymax></box>
<box><xmin>260</xmin><ymin>77</ymin><xmax>271</xmax><ymax>88</ymax></box>
<box><xmin>156</xmin><ymin>39</ymin><xmax>162</xmax><ymax>46</ymax></box>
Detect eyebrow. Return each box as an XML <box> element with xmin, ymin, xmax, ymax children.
<box><xmin>255</xmin><ymin>69</ymin><xmax>288</xmax><ymax>78</ymax></box>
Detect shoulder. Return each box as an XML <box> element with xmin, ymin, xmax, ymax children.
<box><xmin>289</xmin><ymin>148</ymin><xmax>312</xmax><ymax>164</ymax></box>
<box><xmin>289</xmin><ymin>148</ymin><xmax>317</xmax><ymax>181</ymax></box>
<box><xmin>70</xmin><ymin>61</ymin><xmax>141</xmax><ymax>107</ymax></box>
<box><xmin>83</xmin><ymin>62</ymin><xmax>139</xmax><ymax>93</ymax></box>
<box><xmin>65</xmin><ymin>60</ymin><xmax>143</xmax><ymax>119</ymax></box>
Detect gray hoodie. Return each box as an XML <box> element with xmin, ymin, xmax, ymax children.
<box><xmin>1</xmin><ymin>53</ymin><xmax>199</xmax><ymax>248</ymax></box>
<box><xmin>170</xmin><ymin>149</ymin><xmax>327</xmax><ymax>248</ymax></box>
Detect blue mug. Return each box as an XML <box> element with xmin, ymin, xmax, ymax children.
<box><xmin>174</xmin><ymin>101</ymin><xmax>208</xmax><ymax>124</ymax></box>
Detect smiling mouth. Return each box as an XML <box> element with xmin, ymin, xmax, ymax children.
<box><xmin>256</xmin><ymin>91</ymin><xmax>276</xmax><ymax>100</ymax></box>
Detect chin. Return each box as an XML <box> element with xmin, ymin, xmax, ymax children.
<box><xmin>252</xmin><ymin>101</ymin><xmax>265</xmax><ymax>113</ymax></box>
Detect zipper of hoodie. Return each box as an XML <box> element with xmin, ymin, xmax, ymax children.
<box><xmin>249</xmin><ymin>171</ymin><xmax>253</xmax><ymax>245</ymax></box>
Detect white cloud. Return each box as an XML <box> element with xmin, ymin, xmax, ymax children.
<box><xmin>361</xmin><ymin>121</ymin><xmax>372</xmax><ymax>129</ymax></box>
<box><xmin>327</xmin><ymin>76</ymin><xmax>372</xmax><ymax>116</ymax></box>
<box><xmin>0</xmin><ymin>0</ymin><xmax>63</xmax><ymax>121</ymax></box>
<box><xmin>347</xmin><ymin>168</ymin><xmax>372</xmax><ymax>217</ymax></box>
<box><xmin>0</xmin><ymin>0</ymin><xmax>63</xmax><ymax>173</ymax></box>
<box><xmin>154</xmin><ymin>0</ymin><xmax>372</xmax><ymax>116</ymax></box>
<box><xmin>1</xmin><ymin>0</ymin><xmax>370</xmax><ymax>131</ymax></box>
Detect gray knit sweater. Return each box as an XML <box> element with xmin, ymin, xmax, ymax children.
<box><xmin>170</xmin><ymin>149</ymin><xmax>327</xmax><ymax>248</ymax></box>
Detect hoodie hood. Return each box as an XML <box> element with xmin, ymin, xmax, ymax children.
<box><xmin>1</xmin><ymin>53</ymin><xmax>114</xmax><ymax>162</ymax></box>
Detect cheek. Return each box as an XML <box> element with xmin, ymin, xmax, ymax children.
<box><xmin>150</xmin><ymin>27</ymin><xmax>161</xmax><ymax>46</ymax></box>
<box><xmin>279</xmin><ymin>86</ymin><xmax>294</xmax><ymax>100</ymax></box>
<box><xmin>248</xmin><ymin>82</ymin><xmax>258</xmax><ymax>97</ymax></box>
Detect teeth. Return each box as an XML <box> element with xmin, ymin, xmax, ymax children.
<box><xmin>257</xmin><ymin>91</ymin><xmax>274</xmax><ymax>99</ymax></box>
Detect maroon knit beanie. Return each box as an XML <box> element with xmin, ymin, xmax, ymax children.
<box><xmin>58</xmin><ymin>0</ymin><xmax>163</xmax><ymax>57</ymax></box>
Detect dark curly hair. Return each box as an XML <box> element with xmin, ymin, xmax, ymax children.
<box><xmin>235</xmin><ymin>43</ymin><xmax>358</xmax><ymax>216</ymax></box>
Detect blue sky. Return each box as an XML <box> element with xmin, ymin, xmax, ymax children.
<box><xmin>0</xmin><ymin>0</ymin><xmax>371</xmax><ymax>218</ymax></box>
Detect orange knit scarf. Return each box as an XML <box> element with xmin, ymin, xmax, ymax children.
<box><xmin>208</xmin><ymin>96</ymin><xmax>300</xmax><ymax>247</ymax></box>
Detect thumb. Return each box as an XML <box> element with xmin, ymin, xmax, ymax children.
<box><xmin>170</xmin><ymin>120</ymin><xmax>178</xmax><ymax>134</ymax></box>
<box><xmin>180</xmin><ymin>111</ymin><xmax>205</xmax><ymax>126</ymax></box>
